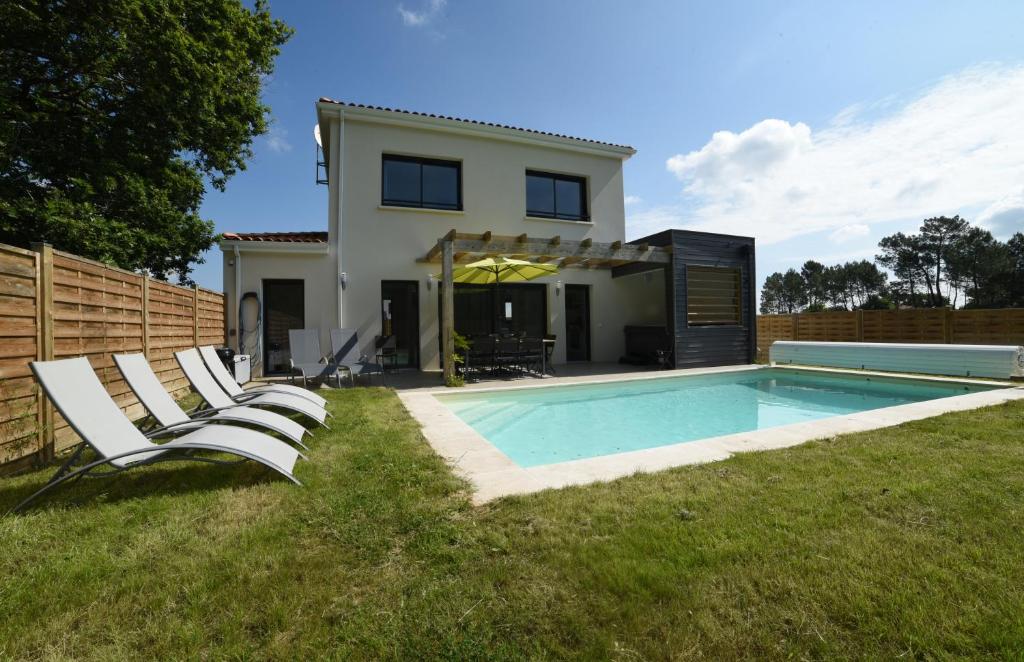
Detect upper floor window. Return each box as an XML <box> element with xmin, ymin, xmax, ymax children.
<box><xmin>525</xmin><ymin>170</ymin><xmax>588</xmax><ymax>221</ymax></box>
<box><xmin>382</xmin><ymin>154</ymin><xmax>462</xmax><ymax>211</ymax></box>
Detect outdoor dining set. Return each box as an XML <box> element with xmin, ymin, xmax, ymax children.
<box><xmin>462</xmin><ymin>334</ymin><xmax>556</xmax><ymax>379</ymax></box>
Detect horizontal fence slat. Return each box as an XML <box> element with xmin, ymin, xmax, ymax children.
<box><xmin>757</xmin><ymin>308</ymin><xmax>1024</xmax><ymax>361</ymax></box>
<box><xmin>0</xmin><ymin>242</ymin><xmax>225</xmax><ymax>475</ymax></box>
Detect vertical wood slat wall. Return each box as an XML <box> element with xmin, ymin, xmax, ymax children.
<box><xmin>0</xmin><ymin>242</ymin><xmax>226</xmax><ymax>474</ymax></box>
<box><xmin>756</xmin><ymin>308</ymin><xmax>1024</xmax><ymax>361</ymax></box>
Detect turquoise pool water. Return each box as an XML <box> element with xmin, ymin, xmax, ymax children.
<box><xmin>437</xmin><ymin>368</ymin><xmax>997</xmax><ymax>467</ymax></box>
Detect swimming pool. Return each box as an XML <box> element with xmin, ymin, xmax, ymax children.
<box><xmin>437</xmin><ymin>368</ymin><xmax>999</xmax><ymax>467</ymax></box>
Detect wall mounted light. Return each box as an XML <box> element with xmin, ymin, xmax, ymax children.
<box><xmin>555</xmin><ymin>280</ymin><xmax>562</xmax><ymax>295</ymax></box>
<box><xmin>426</xmin><ymin>274</ymin><xmax>435</xmax><ymax>291</ymax></box>
<box><xmin>339</xmin><ymin>272</ymin><xmax>348</xmax><ymax>290</ymax></box>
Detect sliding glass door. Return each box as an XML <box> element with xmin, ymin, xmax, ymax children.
<box><xmin>381</xmin><ymin>280</ymin><xmax>419</xmax><ymax>369</ymax></box>
<box><xmin>444</xmin><ymin>283</ymin><xmax>547</xmax><ymax>338</ymax></box>
<box><xmin>262</xmin><ymin>279</ymin><xmax>304</xmax><ymax>375</ymax></box>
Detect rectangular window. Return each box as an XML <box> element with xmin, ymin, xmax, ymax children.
<box><xmin>382</xmin><ymin>155</ymin><xmax>461</xmax><ymax>210</ymax></box>
<box><xmin>686</xmin><ymin>266</ymin><xmax>741</xmax><ymax>326</ymax></box>
<box><xmin>525</xmin><ymin>170</ymin><xmax>588</xmax><ymax>221</ymax></box>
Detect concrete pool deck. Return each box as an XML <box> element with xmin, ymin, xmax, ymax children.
<box><xmin>397</xmin><ymin>364</ymin><xmax>1024</xmax><ymax>504</ymax></box>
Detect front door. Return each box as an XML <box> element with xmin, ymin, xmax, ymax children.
<box><xmin>381</xmin><ymin>280</ymin><xmax>419</xmax><ymax>369</ymax></box>
<box><xmin>565</xmin><ymin>284</ymin><xmax>590</xmax><ymax>361</ymax></box>
<box><xmin>262</xmin><ymin>279</ymin><xmax>304</xmax><ymax>375</ymax></box>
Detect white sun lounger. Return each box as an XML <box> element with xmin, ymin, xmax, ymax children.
<box><xmin>177</xmin><ymin>349</ymin><xmax>329</xmax><ymax>426</ymax></box>
<box><xmin>198</xmin><ymin>345</ymin><xmax>328</xmax><ymax>408</ymax></box>
<box><xmin>330</xmin><ymin>328</ymin><xmax>384</xmax><ymax>386</ymax></box>
<box><xmin>285</xmin><ymin>330</ymin><xmax>335</xmax><ymax>388</ymax></box>
<box><xmin>11</xmin><ymin>357</ymin><xmax>301</xmax><ymax>513</ymax></box>
<box><xmin>114</xmin><ymin>353</ymin><xmax>309</xmax><ymax>450</ymax></box>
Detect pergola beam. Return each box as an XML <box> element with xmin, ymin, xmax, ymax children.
<box><xmin>417</xmin><ymin>232</ymin><xmax>671</xmax><ymax>266</ymax></box>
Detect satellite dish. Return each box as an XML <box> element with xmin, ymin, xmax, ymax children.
<box><xmin>313</xmin><ymin>124</ymin><xmax>322</xmax><ymax>147</ymax></box>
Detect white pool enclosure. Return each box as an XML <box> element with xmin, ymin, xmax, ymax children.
<box><xmin>769</xmin><ymin>341</ymin><xmax>1024</xmax><ymax>380</ymax></box>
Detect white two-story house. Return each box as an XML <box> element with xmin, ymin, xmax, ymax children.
<box><xmin>220</xmin><ymin>100</ymin><xmax>756</xmax><ymax>377</ymax></box>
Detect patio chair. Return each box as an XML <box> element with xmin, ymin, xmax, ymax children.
<box><xmin>543</xmin><ymin>334</ymin><xmax>557</xmax><ymax>375</ymax></box>
<box><xmin>198</xmin><ymin>346</ymin><xmax>327</xmax><ymax>409</ymax></box>
<box><xmin>329</xmin><ymin>329</ymin><xmax>384</xmax><ymax>386</ymax></box>
<box><xmin>178</xmin><ymin>349</ymin><xmax>329</xmax><ymax>427</ymax></box>
<box><xmin>286</xmin><ymin>330</ymin><xmax>336</xmax><ymax>388</ymax></box>
<box><xmin>466</xmin><ymin>335</ymin><xmax>496</xmax><ymax>377</ymax></box>
<box><xmin>495</xmin><ymin>336</ymin><xmax>522</xmax><ymax>374</ymax></box>
<box><xmin>519</xmin><ymin>337</ymin><xmax>544</xmax><ymax>374</ymax></box>
<box><xmin>114</xmin><ymin>353</ymin><xmax>309</xmax><ymax>449</ymax></box>
<box><xmin>375</xmin><ymin>335</ymin><xmax>398</xmax><ymax>370</ymax></box>
<box><xmin>10</xmin><ymin>357</ymin><xmax>301</xmax><ymax>513</ymax></box>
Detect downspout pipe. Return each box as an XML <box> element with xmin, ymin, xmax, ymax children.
<box><xmin>233</xmin><ymin>245</ymin><xmax>242</xmax><ymax>352</ymax></box>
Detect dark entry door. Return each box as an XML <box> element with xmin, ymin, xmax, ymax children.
<box><xmin>381</xmin><ymin>280</ymin><xmax>419</xmax><ymax>369</ymax></box>
<box><xmin>565</xmin><ymin>284</ymin><xmax>590</xmax><ymax>361</ymax></box>
<box><xmin>263</xmin><ymin>279</ymin><xmax>304</xmax><ymax>375</ymax></box>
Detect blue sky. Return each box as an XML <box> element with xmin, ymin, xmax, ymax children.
<box><xmin>193</xmin><ymin>0</ymin><xmax>1024</xmax><ymax>290</ymax></box>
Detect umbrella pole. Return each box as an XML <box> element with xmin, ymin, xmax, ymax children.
<box><xmin>494</xmin><ymin>267</ymin><xmax>501</xmax><ymax>335</ymax></box>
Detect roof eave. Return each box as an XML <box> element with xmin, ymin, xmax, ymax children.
<box><xmin>315</xmin><ymin>100</ymin><xmax>636</xmax><ymax>160</ymax></box>
<box><xmin>218</xmin><ymin>239</ymin><xmax>329</xmax><ymax>254</ymax></box>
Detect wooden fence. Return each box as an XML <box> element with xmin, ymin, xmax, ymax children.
<box><xmin>0</xmin><ymin>242</ymin><xmax>225</xmax><ymax>474</ymax></box>
<box><xmin>756</xmin><ymin>308</ymin><xmax>1024</xmax><ymax>361</ymax></box>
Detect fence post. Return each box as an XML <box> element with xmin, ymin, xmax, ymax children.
<box><xmin>791</xmin><ymin>313</ymin><xmax>800</xmax><ymax>341</ymax></box>
<box><xmin>31</xmin><ymin>242</ymin><xmax>55</xmax><ymax>463</ymax></box>
<box><xmin>141</xmin><ymin>277</ymin><xmax>150</xmax><ymax>359</ymax></box>
<box><xmin>943</xmin><ymin>307</ymin><xmax>954</xmax><ymax>344</ymax></box>
<box><xmin>193</xmin><ymin>286</ymin><xmax>200</xmax><ymax>347</ymax></box>
<box><xmin>856</xmin><ymin>309</ymin><xmax>864</xmax><ymax>341</ymax></box>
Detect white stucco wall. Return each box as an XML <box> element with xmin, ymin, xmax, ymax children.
<box><xmin>222</xmin><ymin>250</ymin><xmax>336</xmax><ymax>377</ymax></box>
<box><xmin>333</xmin><ymin>116</ymin><xmax>664</xmax><ymax>369</ymax></box>
<box><xmin>221</xmin><ymin>108</ymin><xmax>665</xmax><ymax>373</ymax></box>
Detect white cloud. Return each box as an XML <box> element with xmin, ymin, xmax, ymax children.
<box><xmin>264</xmin><ymin>126</ymin><xmax>292</xmax><ymax>153</ymax></box>
<box><xmin>828</xmin><ymin>223</ymin><xmax>870</xmax><ymax>244</ymax></box>
<box><xmin>977</xmin><ymin>188</ymin><xmax>1024</xmax><ymax>236</ymax></box>
<box><xmin>626</xmin><ymin>205</ymin><xmax>689</xmax><ymax>241</ymax></box>
<box><xmin>652</xmin><ymin>64</ymin><xmax>1024</xmax><ymax>245</ymax></box>
<box><xmin>624</xmin><ymin>195</ymin><xmax>642</xmax><ymax>206</ymax></box>
<box><xmin>398</xmin><ymin>0</ymin><xmax>446</xmax><ymax>27</ymax></box>
<box><xmin>667</xmin><ymin>119</ymin><xmax>812</xmax><ymax>197</ymax></box>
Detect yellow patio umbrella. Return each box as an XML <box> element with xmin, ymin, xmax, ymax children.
<box><xmin>435</xmin><ymin>256</ymin><xmax>559</xmax><ymax>330</ymax></box>
<box><xmin>442</xmin><ymin>256</ymin><xmax>559</xmax><ymax>285</ymax></box>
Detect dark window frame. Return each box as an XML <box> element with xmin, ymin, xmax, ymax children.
<box><xmin>381</xmin><ymin>154</ymin><xmax>463</xmax><ymax>211</ymax></box>
<box><xmin>525</xmin><ymin>170</ymin><xmax>589</xmax><ymax>222</ymax></box>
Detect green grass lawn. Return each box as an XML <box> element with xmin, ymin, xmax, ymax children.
<box><xmin>1</xmin><ymin>389</ymin><xmax>1023</xmax><ymax>659</ymax></box>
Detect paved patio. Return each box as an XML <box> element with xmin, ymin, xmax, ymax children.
<box><xmin>259</xmin><ymin>361</ymin><xmax>665</xmax><ymax>392</ymax></box>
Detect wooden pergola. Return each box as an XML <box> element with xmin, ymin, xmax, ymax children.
<box><xmin>419</xmin><ymin>230</ymin><xmax>673</xmax><ymax>383</ymax></box>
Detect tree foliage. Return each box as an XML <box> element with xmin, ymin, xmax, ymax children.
<box><xmin>765</xmin><ymin>216</ymin><xmax>1023</xmax><ymax>313</ymax></box>
<box><xmin>761</xmin><ymin>260</ymin><xmax>888</xmax><ymax>314</ymax></box>
<box><xmin>0</xmin><ymin>0</ymin><xmax>292</xmax><ymax>282</ymax></box>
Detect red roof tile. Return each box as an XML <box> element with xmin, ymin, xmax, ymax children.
<box><xmin>221</xmin><ymin>231</ymin><xmax>328</xmax><ymax>243</ymax></box>
<box><xmin>318</xmin><ymin>98</ymin><xmax>635</xmax><ymax>152</ymax></box>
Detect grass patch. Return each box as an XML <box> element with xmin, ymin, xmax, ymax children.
<box><xmin>1</xmin><ymin>388</ymin><xmax>1023</xmax><ymax>658</ymax></box>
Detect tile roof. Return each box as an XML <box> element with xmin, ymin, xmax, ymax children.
<box><xmin>318</xmin><ymin>98</ymin><xmax>635</xmax><ymax>151</ymax></box>
<box><xmin>221</xmin><ymin>231</ymin><xmax>328</xmax><ymax>243</ymax></box>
